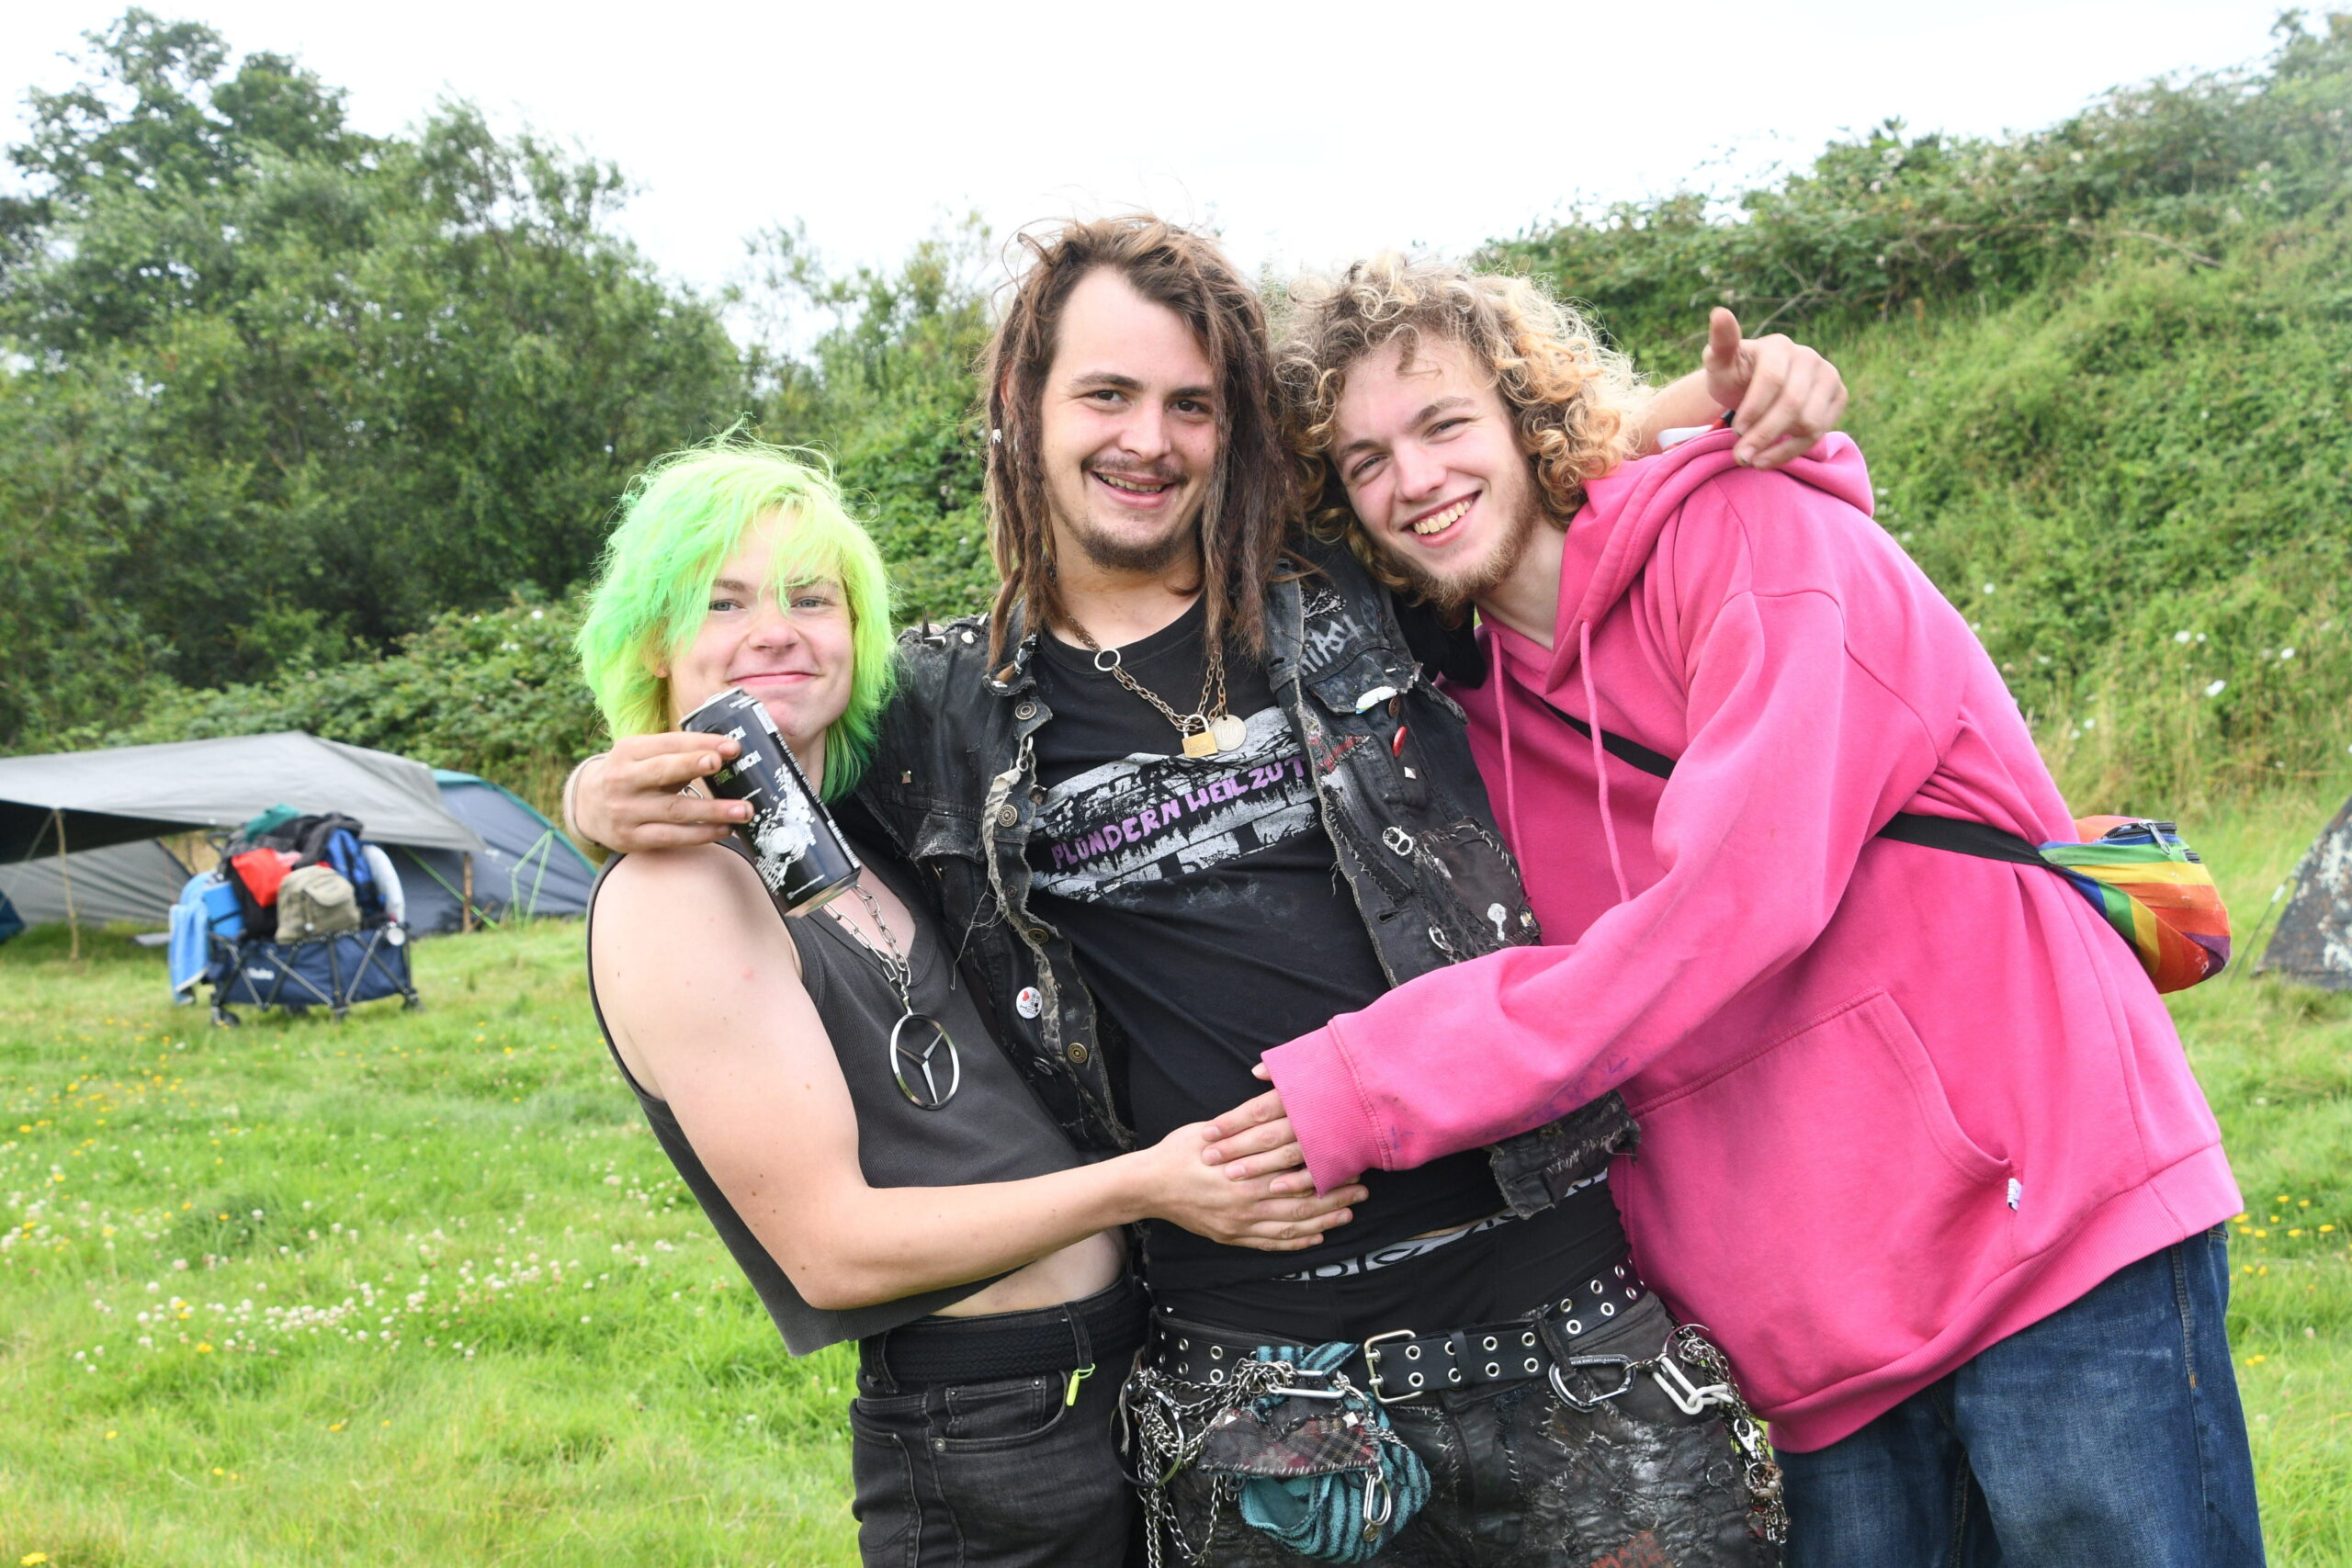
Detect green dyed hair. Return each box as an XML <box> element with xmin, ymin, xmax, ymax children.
<box><xmin>576</xmin><ymin>439</ymin><xmax>896</xmax><ymax>800</ymax></box>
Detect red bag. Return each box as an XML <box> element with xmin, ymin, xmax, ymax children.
<box><xmin>229</xmin><ymin>848</ymin><xmax>300</xmax><ymax>907</ymax></box>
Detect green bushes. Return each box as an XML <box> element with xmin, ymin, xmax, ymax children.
<box><xmin>100</xmin><ymin>596</ymin><xmax>600</xmax><ymax>812</ymax></box>
<box><xmin>8</xmin><ymin>10</ymin><xmax>2348</xmax><ymax>817</ymax></box>
<box><xmin>1487</xmin><ymin>15</ymin><xmax>2352</xmax><ymax>361</ymax></box>
<box><xmin>1491</xmin><ymin>12</ymin><xmax>2352</xmax><ymax>807</ymax></box>
<box><xmin>1834</xmin><ymin>226</ymin><xmax>2352</xmax><ymax>807</ymax></box>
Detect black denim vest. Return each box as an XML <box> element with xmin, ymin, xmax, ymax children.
<box><xmin>854</xmin><ymin>539</ymin><xmax>1634</xmax><ymax>1215</ymax></box>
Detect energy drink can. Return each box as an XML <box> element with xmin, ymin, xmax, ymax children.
<box><xmin>680</xmin><ymin>687</ymin><xmax>862</xmax><ymax>917</ymax></box>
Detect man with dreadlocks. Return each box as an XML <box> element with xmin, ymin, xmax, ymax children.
<box><xmin>569</xmin><ymin>215</ymin><xmax>1848</xmax><ymax>1566</ymax></box>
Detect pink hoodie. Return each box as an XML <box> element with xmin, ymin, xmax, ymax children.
<box><xmin>1262</xmin><ymin>429</ymin><xmax>2240</xmax><ymax>1451</ymax></box>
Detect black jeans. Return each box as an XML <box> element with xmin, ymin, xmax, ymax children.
<box><xmin>1156</xmin><ymin>1292</ymin><xmax>1779</xmax><ymax>1568</ymax></box>
<box><xmin>849</xmin><ymin>1278</ymin><xmax>1147</xmax><ymax>1568</ymax></box>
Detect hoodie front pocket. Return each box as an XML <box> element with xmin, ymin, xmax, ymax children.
<box><xmin>1620</xmin><ymin>988</ymin><xmax>2013</xmax><ymax>1407</ymax></box>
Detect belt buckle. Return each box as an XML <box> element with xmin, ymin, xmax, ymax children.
<box><xmin>1361</xmin><ymin>1328</ymin><xmax>1419</xmax><ymax>1405</ymax></box>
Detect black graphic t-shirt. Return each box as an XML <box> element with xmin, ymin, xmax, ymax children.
<box><xmin>1026</xmin><ymin>598</ymin><xmax>1505</xmax><ymax>1290</ymax></box>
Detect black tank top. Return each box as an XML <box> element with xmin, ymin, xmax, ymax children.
<box><xmin>585</xmin><ymin>841</ymin><xmax>1081</xmax><ymax>1355</ymax></box>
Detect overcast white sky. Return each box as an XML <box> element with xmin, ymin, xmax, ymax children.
<box><xmin>0</xmin><ymin>0</ymin><xmax>2300</xmax><ymax>297</ymax></box>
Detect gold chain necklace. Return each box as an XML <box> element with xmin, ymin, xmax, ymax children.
<box><xmin>1069</xmin><ymin>614</ymin><xmax>1243</xmax><ymax>758</ymax></box>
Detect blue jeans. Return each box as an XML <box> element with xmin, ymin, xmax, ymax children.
<box><xmin>1780</xmin><ymin>1227</ymin><xmax>2264</xmax><ymax>1568</ymax></box>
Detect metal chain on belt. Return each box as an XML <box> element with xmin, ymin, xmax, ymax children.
<box><xmin>1121</xmin><ymin>1357</ymin><xmax>1410</xmax><ymax>1568</ymax></box>
<box><xmin>1123</xmin><ymin>1360</ymin><xmax>1265</xmax><ymax>1568</ymax></box>
<box><xmin>1664</xmin><ymin>1325</ymin><xmax>1788</xmax><ymax>1546</ymax></box>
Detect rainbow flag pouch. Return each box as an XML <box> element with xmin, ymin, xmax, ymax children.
<box><xmin>2040</xmin><ymin>817</ymin><xmax>2232</xmax><ymax>993</ymax></box>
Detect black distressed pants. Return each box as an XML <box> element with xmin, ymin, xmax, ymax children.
<box><xmin>1155</xmin><ymin>1293</ymin><xmax>1779</xmax><ymax>1568</ymax></box>
<box><xmin>850</xmin><ymin>1280</ymin><xmax>1144</xmax><ymax>1568</ymax></box>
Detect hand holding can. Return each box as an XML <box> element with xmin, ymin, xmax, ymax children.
<box><xmin>678</xmin><ymin>687</ymin><xmax>862</xmax><ymax>916</ymax></box>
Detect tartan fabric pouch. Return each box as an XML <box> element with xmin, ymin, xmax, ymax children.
<box><xmin>1194</xmin><ymin>1342</ymin><xmax>1430</xmax><ymax>1563</ymax></box>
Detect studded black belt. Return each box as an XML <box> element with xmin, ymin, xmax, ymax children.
<box><xmin>1147</xmin><ymin>1258</ymin><xmax>1648</xmax><ymax>1404</ymax></box>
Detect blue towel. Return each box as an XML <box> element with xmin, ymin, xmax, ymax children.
<box><xmin>168</xmin><ymin>874</ymin><xmax>214</xmax><ymax>998</ymax></box>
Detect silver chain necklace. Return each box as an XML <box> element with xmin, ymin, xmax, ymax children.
<box><xmin>826</xmin><ymin>881</ymin><xmax>961</xmax><ymax>1111</ymax></box>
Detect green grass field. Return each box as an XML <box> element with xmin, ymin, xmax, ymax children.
<box><xmin>4</xmin><ymin>786</ymin><xmax>2349</xmax><ymax>1566</ymax></box>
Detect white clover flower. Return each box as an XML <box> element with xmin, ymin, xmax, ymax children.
<box><xmin>2174</xmin><ymin>631</ymin><xmax>2193</xmax><ymax>644</ymax></box>
<box><xmin>2204</xmin><ymin>680</ymin><xmax>2228</xmax><ymax>698</ymax></box>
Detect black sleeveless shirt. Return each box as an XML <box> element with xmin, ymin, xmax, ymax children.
<box><xmin>586</xmin><ymin>840</ymin><xmax>1082</xmax><ymax>1355</ymax></box>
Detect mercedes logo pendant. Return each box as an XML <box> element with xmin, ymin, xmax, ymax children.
<box><xmin>890</xmin><ymin>1011</ymin><xmax>961</xmax><ymax>1111</ymax></box>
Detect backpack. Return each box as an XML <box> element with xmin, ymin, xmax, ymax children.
<box><xmin>277</xmin><ymin>864</ymin><xmax>361</xmax><ymax>940</ymax></box>
<box><xmin>315</xmin><ymin>826</ymin><xmax>383</xmax><ymax>922</ymax></box>
<box><xmin>225</xmin><ymin>847</ymin><xmax>301</xmax><ymax>942</ymax></box>
<box><xmin>290</xmin><ymin>812</ymin><xmax>368</xmax><ymax>865</ymax></box>
<box><xmin>259</xmin><ymin>813</ymin><xmax>383</xmax><ymax>924</ymax></box>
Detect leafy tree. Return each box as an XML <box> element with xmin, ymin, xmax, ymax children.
<box><xmin>736</xmin><ymin>217</ymin><xmax>996</xmax><ymax>623</ymax></box>
<box><xmin>0</xmin><ymin>14</ymin><xmax>749</xmax><ymax>741</ymax></box>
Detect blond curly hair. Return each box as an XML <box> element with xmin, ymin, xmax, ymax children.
<box><xmin>1274</xmin><ymin>254</ymin><xmax>1648</xmax><ymax>588</ymax></box>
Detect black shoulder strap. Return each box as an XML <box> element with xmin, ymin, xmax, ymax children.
<box><xmin>1537</xmin><ymin>700</ymin><xmax>2047</xmax><ymax>865</ymax></box>
<box><xmin>1873</xmin><ymin>813</ymin><xmax>2049</xmax><ymax>865</ymax></box>
<box><xmin>1540</xmin><ymin>700</ymin><xmax>1679</xmax><ymax>782</ymax></box>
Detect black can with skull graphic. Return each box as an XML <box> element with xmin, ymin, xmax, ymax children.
<box><xmin>680</xmin><ymin>687</ymin><xmax>863</xmax><ymax>917</ymax></box>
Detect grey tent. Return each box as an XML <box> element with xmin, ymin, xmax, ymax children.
<box><xmin>392</xmin><ymin>771</ymin><xmax>595</xmax><ymax>935</ymax></box>
<box><xmin>0</xmin><ymin>840</ymin><xmax>197</xmax><ymax>927</ymax></box>
<box><xmin>0</xmin><ymin>733</ymin><xmax>486</xmax><ymax>931</ymax></box>
<box><xmin>2258</xmin><ymin>794</ymin><xmax>2352</xmax><ymax>991</ymax></box>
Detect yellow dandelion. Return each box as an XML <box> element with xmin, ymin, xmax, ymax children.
<box><xmin>197</xmin><ymin>1342</ymin><xmax>214</xmax><ymax>1354</ymax></box>
<box><xmin>328</xmin><ymin>1422</ymin><xmax>345</xmax><ymax>1432</ymax></box>
<box><xmin>2246</xmin><ymin>1354</ymin><xmax>2267</xmax><ymax>1364</ymax></box>
<box><xmin>23</xmin><ymin>1552</ymin><xmax>51</xmax><ymax>1565</ymax></box>
<box><xmin>106</xmin><ymin>1430</ymin><xmax>118</xmax><ymax>1439</ymax></box>
<box><xmin>2322</xmin><ymin>1225</ymin><xmax>2337</xmax><ymax>1234</ymax></box>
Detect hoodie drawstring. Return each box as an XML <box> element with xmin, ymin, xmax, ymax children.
<box><xmin>1581</xmin><ymin>621</ymin><xmax>1633</xmax><ymax>907</ymax></box>
<box><xmin>1492</xmin><ymin>632</ymin><xmax>1524</xmax><ymax>856</ymax></box>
